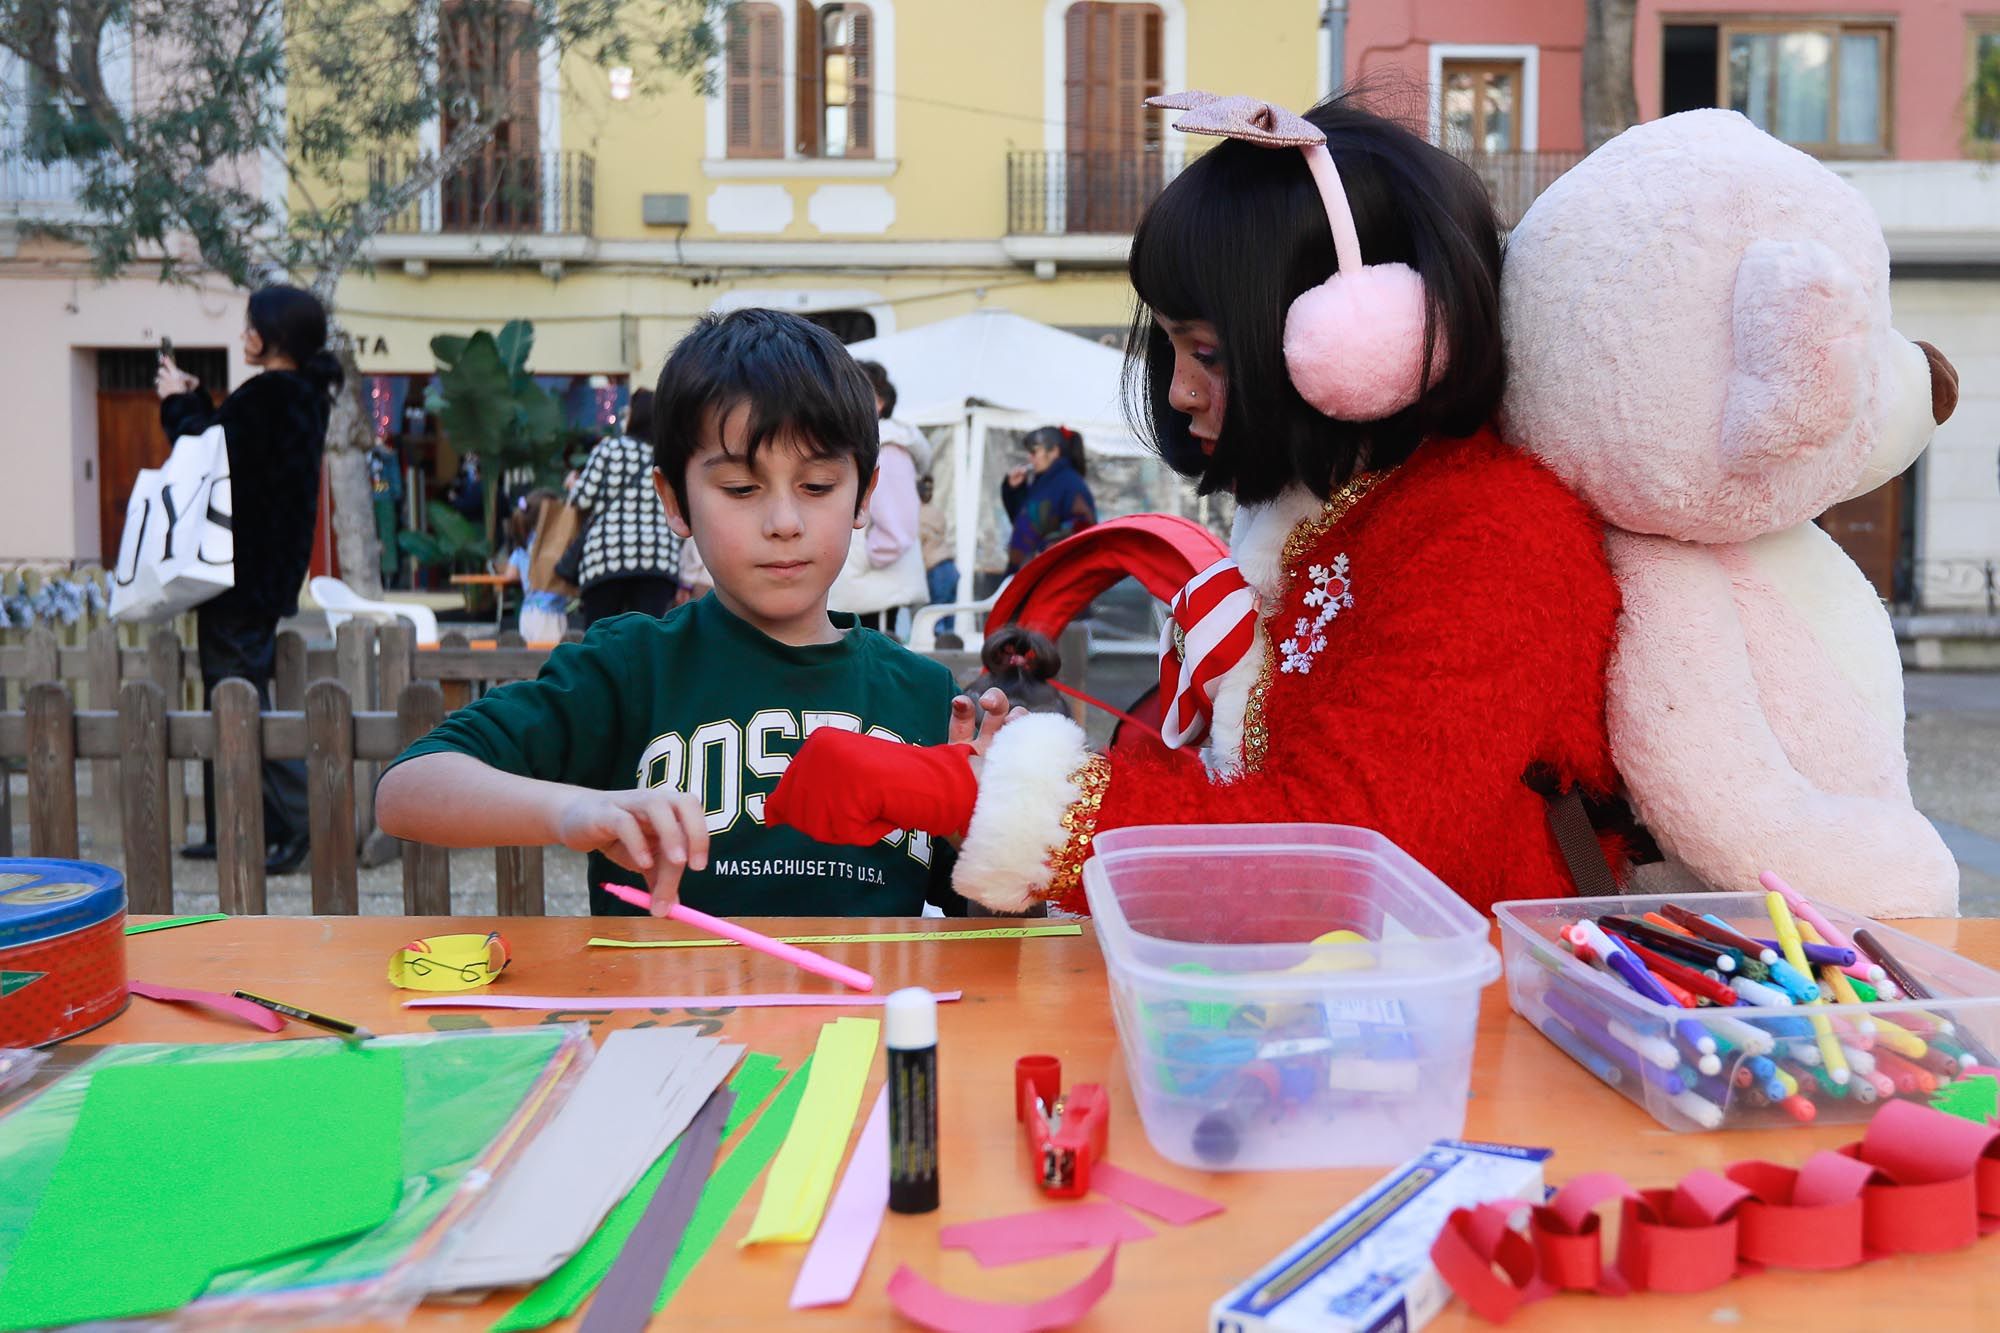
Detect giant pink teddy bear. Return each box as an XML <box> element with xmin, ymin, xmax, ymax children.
<box><xmin>1500</xmin><ymin>109</ymin><xmax>1960</xmax><ymax>918</ymax></box>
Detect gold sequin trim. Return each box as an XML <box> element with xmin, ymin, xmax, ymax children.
<box><xmin>1240</xmin><ymin>471</ymin><xmax>1389</xmax><ymax>775</ymax></box>
<box><xmin>1043</xmin><ymin>754</ymin><xmax>1112</xmax><ymax>905</ymax></box>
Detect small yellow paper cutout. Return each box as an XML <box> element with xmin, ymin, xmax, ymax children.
<box><xmin>388</xmin><ymin>931</ymin><xmax>512</xmax><ymax>992</ymax></box>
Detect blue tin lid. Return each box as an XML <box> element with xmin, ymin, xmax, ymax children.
<box><xmin>0</xmin><ymin>860</ymin><xmax>126</xmax><ymax>949</ymax></box>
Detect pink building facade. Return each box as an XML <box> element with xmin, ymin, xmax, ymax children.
<box><xmin>1322</xmin><ymin>0</ymin><xmax>2000</xmax><ymax>615</ymax></box>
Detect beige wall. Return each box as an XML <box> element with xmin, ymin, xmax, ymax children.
<box><xmin>0</xmin><ymin>253</ymin><xmax>250</xmax><ymax>561</ymax></box>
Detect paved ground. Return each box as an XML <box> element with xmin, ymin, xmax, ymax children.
<box><xmin>12</xmin><ymin>664</ymin><xmax>1999</xmax><ymax>918</ymax></box>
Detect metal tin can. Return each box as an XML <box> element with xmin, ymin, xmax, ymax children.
<box><xmin>0</xmin><ymin>859</ymin><xmax>128</xmax><ymax>1047</ymax></box>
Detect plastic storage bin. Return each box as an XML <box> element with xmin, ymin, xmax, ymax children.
<box><xmin>1495</xmin><ymin>892</ymin><xmax>2000</xmax><ymax>1132</ymax></box>
<box><xmin>1082</xmin><ymin>824</ymin><xmax>1502</xmax><ymax>1171</ymax></box>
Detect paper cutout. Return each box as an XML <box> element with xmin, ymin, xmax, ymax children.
<box><xmin>124</xmin><ymin>913</ymin><xmax>229</xmax><ymax>935</ymax></box>
<box><xmin>741</xmin><ymin>1017</ymin><xmax>880</xmax><ymax>1245</ymax></box>
<box><xmin>0</xmin><ymin>1049</ymin><xmax>404</xmax><ymax>1330</ymax></box>
<box><xmin>589</xmin><ymin>925</ymin><xmax>1083</xmax><ymax>949</ymax></box>
<box><xmin>128</xmin><ymin>980</ymin><xmax>287</xmax><ymax>1032</ymax></box>
<box><xmin>438</xmin><ymin>1028</ymin><xmax>740</xmax><ymax>1289</ymax></box>
<box><xmin>790</xmin><ymin>1086</ymin><xmax>890</xmax><ymax>1307</ymax></box>
<box><xmin>492</xmin><ymin>1054</ymin><xmax>787</xmax><ymax>1333</ymax></box>
<box><xmin>1090</xmin><ymin>1162</ymin><xmax>1224</xmax><ymax>1225</ymax></box>
<box><xmin>578</xmin><ymin>1087</ymin><xmax>734</xmax><ymax>1333</ymax></box>
<box><xmin>1429</xmin><ymin>1101</ymin><xmax>2000</xmax><ymax>1323</ymax></box>
<box><xmin>886</xmin><ymin>1244</ymin><xmax>1120</xmax><ymax>1333</ymax></box>
<box><xmin>1932</xmin><ymin>1074</ymin><xmax>1999</xmax><ymax>1125</ymax></box>
<box><xmin>408</xmin><ymin>991</ymin><xmax>962</xmax><ymax>1012</ymax></box>
<box><xmin>653</xmin><ymin>1056</ymin><xmax>815</xmax><ymax>1311</ymax></box>
<box><xmin>390</xmin><ymin>931</ymin><xmax>513</xmax><ymax>992</ymax></box>
<box><xmin>940</xmin><ymin>1202</ymin><xmax>1155</xmax><ymax>1267</ymax></box>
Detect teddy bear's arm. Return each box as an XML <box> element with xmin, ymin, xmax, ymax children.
<box><xmin>1606</xmin><ymin>531</ymin><xmax>1958</xmax><ymax>918</ymax></box>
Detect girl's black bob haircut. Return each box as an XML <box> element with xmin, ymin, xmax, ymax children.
<box><xmin>1124</xmin><ymin>92</ymin><xmax>1504</xmax><ymax>506</ymax></box>
<box><xmin>652</xmin><ymin>308</ymin><xmax>880</xmax><ymax>518</ymax></box>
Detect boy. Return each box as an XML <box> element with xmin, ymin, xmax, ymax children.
<box><xmin>377</xmin><ymin>310</ymin><xmax>1002</xmax><ymax>916</ymax></box>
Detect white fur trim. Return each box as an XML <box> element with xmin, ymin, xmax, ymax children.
<box><xmin>1231</xmin><ymin>487</ymin><xmax>1322</xmax><ymax>603</ymax></box>
<box><xmin>1202</xmin><ymin>623</ymin><xmax>1267</xmax><ymax>780</ymax></box>
<box><xmin>954</xmin><ymin>712</ymin><xmax>1093</xmax><ymax>912</ymax></box>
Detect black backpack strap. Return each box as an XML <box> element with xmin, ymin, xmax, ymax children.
<box><xmin>1545</xmin><ymin>788</ymin><xmax>1620</xmax><ymax>897</ymax></box>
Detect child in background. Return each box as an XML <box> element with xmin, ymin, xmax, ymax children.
<box><xmin>505</xmin><ymin>489</ymin><xmax>571</xmax><ymax>643</ymax></box>
<box><xmin>379</xmin><ymin>309</ymin><xmax>1013</xmax><ymax>916</ymax></box>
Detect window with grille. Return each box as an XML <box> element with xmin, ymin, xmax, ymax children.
<box><xmin>1063</xmin><ymin>2</ymin><xmax>1165</xmax><ymax>234</ymax></box>
<box><xmin>439</xmin><ymin>0</ymin><xmax>543</xmax><ymax>229</ymax></box>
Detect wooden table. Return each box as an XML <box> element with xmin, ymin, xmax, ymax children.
<box><xmin>449</xmin><ymin>573</ymin><xmax>515</xmax><ymax>633</ymax></box>
<box><xmin>92</xmin><ymin>916</ymin><xmax>2000</xmax><ymax>1330</ymax></box>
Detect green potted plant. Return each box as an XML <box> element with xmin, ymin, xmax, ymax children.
<box><xmin>425</xmin><ymin>320</ymin><xmax>568</xmax><ymax>553</ymax></box>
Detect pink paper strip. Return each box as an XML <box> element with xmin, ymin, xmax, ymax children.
<box><xmin>403</xmin><ymin>991</ymin><xmax>962</xmax><ymax>1012</ymax></box>
<box><xmin>940</xmin><ymin>1202</ymin><xmax>1154</xmax><ymax>1267</ymax></box>
<box><xmin>1089</xmin><ymin>1162</ymin><xmax>1224</xmax><ymax>1226</ymax></box>
<box><xmin>790</xmin><ymin>1086</ymin><xmax>890</xmax><ymax>1308</ymax></box>
<box><xmin>887</xmin><ymin>1245</ymin><xmax>1119</xmax><ymax>1333</ymax></box>
<box><xmin>128</xmin><ymin>980</ymin><xmax>286</xmax><ymax>1032</ymax></box>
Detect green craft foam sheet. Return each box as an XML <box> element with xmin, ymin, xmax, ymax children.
<box><xmin>0</xmin><ymin>1048</ymin><xmax>405</xmax><ymax>1330</ymax></box>
<box><xmin>492</xmin><ymin>1052</ymin><xmax>789</xmax><ymax>1333</ymax></box>
<box><xmin>0</xmin><ymin>1027</ymin><xmax>573</xmax><ymax>1323</ymax></box>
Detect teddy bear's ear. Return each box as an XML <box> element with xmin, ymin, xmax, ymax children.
<box><xmin>1721</xmin><ymin>238</ymin><xmax>1872</xmax><ymax>475</ymax></box>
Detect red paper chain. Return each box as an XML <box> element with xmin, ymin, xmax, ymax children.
<box><xmin>1430</xmin><ymin>1100</ymin><xmax>2000</xmax><ymax>1322</ymax></box>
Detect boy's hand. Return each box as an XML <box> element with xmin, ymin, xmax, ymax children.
<box><xmin>949</xmin><ymin>687</ymin><xmax>1027</xmax><ymax>779</ymax></box>
<box><xmin>555</xmin><ymin>788</ymin><xmax>709</xmax><ymax>915</ymax></box>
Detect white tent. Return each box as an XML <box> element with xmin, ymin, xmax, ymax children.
<box><xmin>845</xmin><ymin>309</ymin><xmax>1148</xmax><ymax>606</ymax></box>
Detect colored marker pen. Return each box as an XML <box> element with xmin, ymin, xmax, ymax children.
<box><xmin>884</xmin><ymin>987</ymin><xmax>939</xmax><ymax>1214</ymax></box>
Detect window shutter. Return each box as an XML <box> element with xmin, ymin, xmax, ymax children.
<box><xmin>795</xmin><ymin>0</ymin><xmax>820</xmax><ymax>157</ymax></box>
<box><xmin>753</xmin><ymin>4</ymin><xmax>784</xmax><ymax>157</ymax></box>
<box><xmin>848</xmin><ymin>5</ymin><xmax>873</xmax><ymax>156</ymax></box>
<box><xmin>727</xmin><ymin>2</ymin><xmax>783</xmax><ymax>159</ymax></box>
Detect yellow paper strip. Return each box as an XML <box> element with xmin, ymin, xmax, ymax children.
<box><xmin>588</xmin><ymin>925</ymin><xmax>1081</xmax><ymax>950</ymax></box>
<box><xmin>739</xmin><ymin>1017</ymin><xmax>879</xmax><ymax>1246</ymax></box>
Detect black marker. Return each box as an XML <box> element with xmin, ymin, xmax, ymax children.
<box><xmin>885</xmin><ymin>987</ymin><xmax>939</xmax><ymax>1213</ymax></box>
<box><xmin>233</xmin><ymin>990</ymin><xmax>375</xmax><ymax>1042</ymax></box>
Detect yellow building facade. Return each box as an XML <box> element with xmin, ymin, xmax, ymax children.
<box><xmin>338</xmin><ymin>1</ymin><xmax>1326</xmax><ymax>381</ymax></box>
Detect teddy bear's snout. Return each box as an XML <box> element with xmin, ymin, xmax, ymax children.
<box><xmin>1917</xmin><ymin>341</ymin><xmax>1958</xmax><ymax>425</ymax></box>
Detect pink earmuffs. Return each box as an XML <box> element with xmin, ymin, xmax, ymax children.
<box><xmin>1148</xmin><ymin>91</ymin><xmax>1442</xmax><ymax>422</ymax></box>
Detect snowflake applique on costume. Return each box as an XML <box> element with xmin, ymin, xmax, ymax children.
<box><xmin>1278</xmin><ymin>555</ymin><xmax>1352</xmax><ymax>674</ymax></box>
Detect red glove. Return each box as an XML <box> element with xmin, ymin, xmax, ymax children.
<box><xmin>766</xmin><ymin>729</ymin><xmax>978</xmax><ymax>845</ymax></box>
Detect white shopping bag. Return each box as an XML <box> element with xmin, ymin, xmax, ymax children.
<box><xmin>109</xmin><ymin>424</ymin><xmax>235</xmax><ymax>623</ymax></box>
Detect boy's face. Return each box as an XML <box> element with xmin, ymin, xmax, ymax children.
<box><xmin>655</xmin><ymin>402</ymin><xmax>874</xmax><ymax>644</ymax></box>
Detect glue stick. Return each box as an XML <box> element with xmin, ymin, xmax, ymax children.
<box><xmin>885</xmin><ymin>987</ymin><xmax>940</xmax><ymax>1214</ymax></box>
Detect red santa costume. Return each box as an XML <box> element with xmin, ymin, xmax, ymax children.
<box><xmin>950</xmin><ymin>425</ymin><xmax>1620</xmax><ymax>915</ymax></box>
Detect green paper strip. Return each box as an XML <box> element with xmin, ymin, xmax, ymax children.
<box><xmin>125</xmin><ymin>914</ymin><xmax>230</xmax><ymax>936</ymax></box>
<box><xmin>588</xmin><ymin>924</ymin><xmax>1080</xmax><ymax>950</ymax></box>
<box><xmin>492</xmin><ymin>1053</ymin><xmax>786</xmax><ymax>1333</ymax></box>
<box><xmin>654</xmin><ymin>1054</ymin><xmax>814</xmax><ymax>1313</ymax></box>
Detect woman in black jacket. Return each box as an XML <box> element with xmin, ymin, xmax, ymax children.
<box><xmin>156</xmin><ymin>284</ymin><xmax>342</xmax><ymax>875</ymax></box>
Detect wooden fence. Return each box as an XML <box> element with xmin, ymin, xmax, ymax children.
<box><xmin>0</xmin><ymin>619</ymin><xmax>1090</xmax><ymax>915</ymax></box>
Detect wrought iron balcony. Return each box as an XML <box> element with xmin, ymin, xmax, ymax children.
<box><xmin>1447</xmin><ymin>148</ymin><xmax>1585</xmax><ymax>228</ymax></box>
<box><xmin>1006</xmin><ymin>149</ymin><xmax>1189</xmax><ymax>236</ymax></box>
<box><xmin>373</xmin><ymin>148</ymin><xmax>594</xmax><ymax>237</ymax></box>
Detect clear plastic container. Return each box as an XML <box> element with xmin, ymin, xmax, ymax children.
<box><xmin>1495</xmin><ymin>892</ymin><xmax>2000</xmax><ymax>1132</ymax></box>
<box><xmin>1082</xmin><ymin>824</ymin><xmax>1502</xmax><ymax>1171</ymax></box>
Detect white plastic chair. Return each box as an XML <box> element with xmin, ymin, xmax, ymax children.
<box><xmin>908</xmin><ymin>590</ymin><xmax>1004</xmax><ymax>653</ymax></box>
<box><xmin>309</xmin><ymin>577</ymin><xmax>441</xmax><ymax>646</ymax></box>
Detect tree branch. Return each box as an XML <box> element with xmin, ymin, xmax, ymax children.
<box><xmin>313</xmin><ymin>108</ymin><xmax>504</xmax><ymax>299</ymax></box>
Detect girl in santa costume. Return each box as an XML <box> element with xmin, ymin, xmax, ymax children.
<box><xmin>768</xmin><ymin>92</ymin><xmax>1620</xmax><ymax>916</ymax></box>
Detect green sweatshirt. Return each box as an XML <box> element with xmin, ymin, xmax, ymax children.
<box><xmin>389</xmin><ymin>595</ymin><xmax>961</xmax><ymax>915</ymax></box>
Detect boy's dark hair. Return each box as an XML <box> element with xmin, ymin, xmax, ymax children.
<box><xmin>652</xmin><ymin>309</ymin><xmax>880</xmax><ymax>519</ymax></box>
<box><xmin>625</xmin><ymin>387</ymin><xmax>654</xmax><ymax>440</ymax></box>
<box><xmin>964</xmin><ymin>626</ymin><xmax>1067</xmax><ymax>716</ymax></box>
<box><xmin>856</xmin><ymin>359</ymin><xmax>896</xmax><ymax>418</ymax></box>
<box><xmin>1123</xmin><ymin>91</ymin><xmax>1504</xmax><ymax>506</ymax></box>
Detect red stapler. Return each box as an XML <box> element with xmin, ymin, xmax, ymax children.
<box><xmin>1016</xmin><ymin>1054</ymin><xmax>1110</xmax><ymax>1197</ymax></box>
